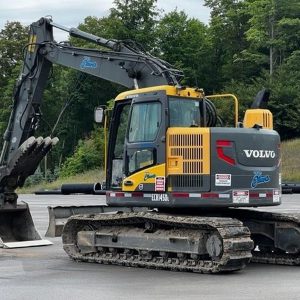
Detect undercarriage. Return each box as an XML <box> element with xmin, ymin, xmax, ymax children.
<box><xmin>62</xmin><ymin>210</ymin><xmax>253</xmax><ymax>273</ymax></box>
<box><xmin>233</xmin><ymin>210</ymin><xmax>300</xmax><ymax>265</ymax></box>
<box><xmin>61</xmin><ymin>207</ymin><xmax>300</xmax><ymax>273</ymax></box>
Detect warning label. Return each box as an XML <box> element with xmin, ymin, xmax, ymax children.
<box><xmin>155</xmin><ymin>177</ymin><xmax>165</xmax><ymax>191</ymax></box>
<box><xmin>273</xmin><ymin>189</ymin><xmax>280</xmax><ymax>203</ymax></box>
<box><xmin>215</xmin><ymin>174</ymin><xmax>231</xmax><ymax>186</ymax></box>
<box><xmin>233</xmin><ymin>190</ymin><xmax>249</xmax><ymax>204</ymax></box>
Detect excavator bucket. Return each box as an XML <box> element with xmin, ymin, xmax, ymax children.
<box><xmin>0</xmin><ymin>202</ymin><xmax>52</xmax><ymax>248</ymax></box>
<box><xmin>0</xmin><ymin>136</ymin><xmax>58</xmax><ymax>248</ymax></box>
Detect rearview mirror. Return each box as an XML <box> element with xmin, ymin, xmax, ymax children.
<box><xmin>94</xmin><ymin>107</ymin><xmax>104</xmax><ymax>123</ymax></box>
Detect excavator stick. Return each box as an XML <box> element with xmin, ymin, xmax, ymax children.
<box><xmin>0</xmin><ymin>201</ymin><xmax>52</xmax><ymax>248</ymax></box>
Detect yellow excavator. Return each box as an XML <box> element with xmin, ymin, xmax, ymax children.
<box><xmin>1</xmin><ymin>17</ymin><xmax>299</xmax><ymax>273</ymax></box>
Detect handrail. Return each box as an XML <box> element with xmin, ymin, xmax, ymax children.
<box><xmin>206</xmin><ymin>94</ymin><xmax>239</xmax><ymax>127</ymax></box>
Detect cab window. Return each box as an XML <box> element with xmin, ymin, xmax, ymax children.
<box><xmin>169</xmin><ymin>98</ymin><xmax>201</xmax><ymax>127</ymax></box>
<box><xmin>128</xmin><ymin>149</ymin><xmax>154</xmax><ymax>174</ymax></box>
<box><xmin>128</xmin><ymin>102</ymin><xmax>161</xmax><ymax>142</ymax></box>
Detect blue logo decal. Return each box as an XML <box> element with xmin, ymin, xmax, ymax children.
<box><xmin>251</xmin><ymin>171</ymin><xmax>270</xmax><ymax>188</ymax></box>
<box><xmin>80</xmin><ymin>56</ymin><xmax>97</xmax><ymax>69</ymax></box>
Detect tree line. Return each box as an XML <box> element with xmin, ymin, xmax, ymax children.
<box><xmin>0</xmin><ymin>0</ymin><xmax>299</xmax><ymax>178</ymax></box>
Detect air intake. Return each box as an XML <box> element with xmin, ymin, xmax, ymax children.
<box><xmin>167</xmin><ymin>128</ymin><xmax>210</xmax><ymax>191</ymax></box>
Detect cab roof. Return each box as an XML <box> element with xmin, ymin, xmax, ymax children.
<box><xmin>115</xmin><ymin>85</ymin><xmax>204</xmax><ymax>101</ymax></box>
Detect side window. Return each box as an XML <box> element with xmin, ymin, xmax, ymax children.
<box><xmin>169</xmin><ymin>98</ymin><xmax>201</xmax><ymax>127</ymax></box>
<box><xmin>128</xmin><ymin>149</ymin><xmax>154</xmax><ymax>174</ymax></box>
<box><xmin>114</xmin><ymin>105</ymin><xmax>130</xmax><ymax>158</ymax></box>
<box><xmin>110</xmin><ymin>103</ymin><xmax>130</xmax><ymax>188</ymax></box>
<box><xmin>128</xmin><ymin>102</ymin><xmax>161</xmax><ymax>142</ymax></box>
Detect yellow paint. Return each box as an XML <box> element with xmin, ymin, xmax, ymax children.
<box><xmin>243</xmin><ymin>109</ymin><xmax>273</xmax><ymax>129</ymax></box>
<box><xmin>167</xmin><ymin>156</ymin><xmax>183</xmax><ymax>174</ymax></box>
<box><xmin>115</xmin><ymin>85</ymin><xmax>204</xmax><ymax>101</ymax></box>
<box><xmin>167</xmin><ymin>127</ymin><xmax>210</xmax><ymax>175</ymax></box>
<box><xmin>28</xmin><ymin>35</ymin><xmax>37</xmax><ymax>52</ymax></box>
<box><xmin>122</xmin><ymin>163</ymin><xmax>166</xmax><ymax>191</ymax></box>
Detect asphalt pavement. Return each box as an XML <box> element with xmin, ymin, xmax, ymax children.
<box><xmin>0</xmin><ymin>194</ymin><xmax>300</xmax><ymax>300</ymax></box>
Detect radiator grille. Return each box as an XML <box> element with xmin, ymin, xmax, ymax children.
<box><xmin>168</xmin><ymin>132</ymin><xmax>204</xmax><ymax>174</ymax></box>
<box><xmin>263</xmin><ymin>112</ymin><xmax>273</xmax><ymax>129</ymax></box>
<box><xmin>167</xmin><ymin>128</ymin><xmax>210</xmax><ymax>190</ymax></box>
<box><xmin>169</xmin><ymin>175</ymin><xmax>204</xmax><ymax>188</ymax></box>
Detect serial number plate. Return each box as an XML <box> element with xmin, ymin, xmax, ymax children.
<box><xmin>151</xmin><ymin>194</ymin><xmax>169</xmax><ymax>202</ymax></box>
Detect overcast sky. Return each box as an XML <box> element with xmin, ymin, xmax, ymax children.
<box><xmin>0</xmin><ymin>0</ymin><xmax>210</xmax><ymax>41</ymax></box>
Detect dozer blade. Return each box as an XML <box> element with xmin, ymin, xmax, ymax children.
<box><xmin>0</xmin><ymin>202</ymin><xmax>52</xmax><ymax>248</ymax></box>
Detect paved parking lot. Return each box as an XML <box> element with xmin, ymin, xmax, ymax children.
<box><xmin>0</xmin><ymin>194</ymin><xmax>300</xmax><ymax>300</ymax></box>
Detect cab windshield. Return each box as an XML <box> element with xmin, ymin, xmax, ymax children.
<box><xmin>169</xmin><ymin>97</ymin><xmax>202</xmax><ymax>127</ymax></box>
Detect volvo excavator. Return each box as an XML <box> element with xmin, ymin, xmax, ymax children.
<box><xmin>1</xmin><ymin>17</ymin><xmax>300</xmax><ymax>272</ymax></box>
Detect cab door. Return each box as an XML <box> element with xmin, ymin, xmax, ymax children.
<box><xmin>122</xmin><ymin>91</ymin><xmax>167</xmax><ymax>192</ymax></box>
<box><xmin>106</xmin><ymin>100</ymin><xmax>131</xmax><ymax>190</ymax></box>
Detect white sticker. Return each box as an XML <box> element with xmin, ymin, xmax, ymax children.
<box><xmin>273</xmin><ymin>189</ymin><xmax>280</xmax><ymax>203</ymax></box>
<box><xmin>151</xmin><ymin>194</ymin><xmax>169</xmax><ymax>202</ymax></box>
<box><xmin>155</xmin><ymin>177</ymin><xmax>165</xmax><ymax>191</ymax></box>
<box><xmin>138</xmin><ymin>184</ymin><xmax>144</xmax><ymax>191</ymax></box>
<box><xmin>233</xmin><ymin>190</ymin><xmax>249</xmax><ymax>204</ymax></box>
<box><xmin>215</xmin><ymin>174</ymin><xmax>231</xmax><ymax>186</ymax></box>
<box><xmin>279</xmin><ymin>173</ymin><xmax>282</xmax><ymax>185</ymax></box>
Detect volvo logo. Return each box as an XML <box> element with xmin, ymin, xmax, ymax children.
<box><xmin>243</xmin><ymin>149</ymin><xmax>275</xmax><ymax>158</ymax></box>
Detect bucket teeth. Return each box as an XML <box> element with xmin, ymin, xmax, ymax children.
<box><xmin>2</xmin><ymin>136</ymin><xmax>58</xmax><ymax>189</ymax></box>
<box><xmin>19</xmin><ymin>136</ymin><xmax>37</xmax><ymax>153</ymax></box>
<box><xmin>7</xmin><ymin>137</ymin><xmax>38</xmax><ymax>171</ymax></box>
<box><xmin>51</xmin><ymin>137</ymin><xmax>59</xmax><ymax>146</ymax></box>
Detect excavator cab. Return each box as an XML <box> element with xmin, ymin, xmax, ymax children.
<box><xmin>104</xmin><ymin>86</ymin><xmax>280</xmax><ymax>209</ymax></box>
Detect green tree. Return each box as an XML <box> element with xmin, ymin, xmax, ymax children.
<box><xmin>60</xmin><ymin>127</ymin><xmax>105</xmax><ymax>177</ymax></box>
<box><xmin>109</xmin><ymin>0</ymin><xmax>159</xmax><ymax>49</ymax></box>
<box><xmin>156</xmin><ymin>10</ymin><xmax>214</xmax><ymax>91</ymax></box>
<box><xmin>205</xmin><ymin>0</ymin><xmax>256</xmax><ymax>87</ymax></box>
<box><xmin>0</xmin><ymin>22</ymin><xmax>28</xmax><ymax>144</ymax></box>
<box><xmin>245</xmin><ymin>0</ymin><xmax>300</xmax><ymax>75</ymax></box>
<box><xmin>0</xmin><ymin>21</ymin><xmax>28</xmax><ymax>87</ymax></box>
<box><xmin>223</xmin><ymin>50</ymin><xmax>300</xmax><ymax>140</ymax></box>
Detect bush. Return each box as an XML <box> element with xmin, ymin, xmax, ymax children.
<box><xmin>60</xmin><ymin>127</ymin><xmax>105</xmax><ymax>177</ymax></box>
<box><xmin>24</xmin><ymin>167</ymin><xmax>59</xmax><ymax>187</ymax></box>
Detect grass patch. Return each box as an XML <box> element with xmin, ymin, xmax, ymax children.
<box><xmin>18</xmin><ymin>169</ymin><xmax>105</xmax><ymax>194</ymax></box>
<box><xmin>282</xmin><ymin>139</ymin><xmax>300</xmax><ymax>182</ymax></box>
